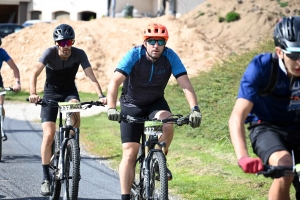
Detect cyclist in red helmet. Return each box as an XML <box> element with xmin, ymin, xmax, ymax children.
<box><xmin>106</xmin><ymin>23</ymin><xmax>201</xmax><ymax>200</ymax></box>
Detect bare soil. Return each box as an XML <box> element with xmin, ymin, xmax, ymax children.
<box><xmin>1</xmin><ymin>0</ymin><xmax>299</xmax><ymax>93</ymax></box>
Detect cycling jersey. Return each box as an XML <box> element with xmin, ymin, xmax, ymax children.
<box><xmin>238</xmin><ymin>52</ymin><xmax>300</xmax><ymax>123</ymax></box>
<box><xmin>116</xmin><ymin>45</ymin><xmax>187</xmax><ymax>106</ymax></box>
<box><xmin>0</xmin><ymin>48</ymin><xmax>11</xmax><ymax>69</ymax></box>
<box><xmin>39</xmin><ymin>46</ymin><xmax>91</xmax><ymax>87</ymax></box>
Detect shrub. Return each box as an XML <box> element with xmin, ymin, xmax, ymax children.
<box><xmin>225</xmin><ymin>11</ymin><xmax>240</xmax><ymax>22</ymax></box>
<box><xmin>219</xmin><ymin>16</ymin><xmax>225</xmax><ymax>23</ymax></box>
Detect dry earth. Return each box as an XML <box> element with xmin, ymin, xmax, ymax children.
<box><xmin>1</xmin><ymin>0</ymin><xmax>299</xmax><ymax>94</ymax></box>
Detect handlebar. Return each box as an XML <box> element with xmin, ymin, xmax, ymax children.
<box><xmin>26</xmin><ymin>98</ymin><xmax>104</xmax><ymax>108</ymax></box>
<box><xmin>121</xmin><ymin>114</ymin><xmax>190</xmax><ymax>126</ymax></box>
<box><xmin>256</xmin><ymin>165</ymin><xmax>296</xmax><ymax>179</ymax></box>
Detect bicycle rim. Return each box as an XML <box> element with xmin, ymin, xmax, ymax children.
<box><xmin>62</xmin><ymin>138</ymin><xmax>80</xmax><ymax>200</ymax></box>
<box><xmin>49</xmin><ymin>131</ymin><xmax>61</xmax><ymax>200</ymax></box>
<box><xmin>149</xmin><ymin>151</ymin><xmax>168</xmax><ymax>200</ymax></box>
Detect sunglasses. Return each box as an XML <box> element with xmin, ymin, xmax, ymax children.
<box><xmin>282</xmin><ymin>49</ymin><xmax>300</xmax><ymax>60</ymax></box>
<box><xmin>57</xmin><ymin>39</ymin><xmax>73</xmax><ymax>47</ymax></box>
<box><xmin>147</xmin><ymin>39</ymin><xmax>166</xmax><ymax>46</ymax></box>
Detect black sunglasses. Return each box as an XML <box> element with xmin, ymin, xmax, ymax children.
<box><xmin>147</xmin><ymin>39</ymin><xmax>166</xmax><ymax>46</ymax></box>
<box><xmin>282</xmin><ymin>49</ymin><xmax>300</xmax><ymax>60</ymax></box>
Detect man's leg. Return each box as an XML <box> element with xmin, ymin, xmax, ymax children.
<box><xmin>119</xmin><ymin>142</ymin><xmax>139</xmax><ymax>200</ymax></box>
<box><xmin>107</xmin><ymin>0</ymin><xmax>111</xmax><ymax>17</ymax></box>
<box><xmin>40</xmin><ymin>121</ymin><xmax>56</xmax><ymax>196</ymax></box>
<box><xmin>168</xmin><ymin>0</ymin><xmax>177</xmax><ymax>17</ymax></box>
<box><xmin>268</xmin><ymin>150</ymin><xmax>294</xmax><ymax>200</ymax></box>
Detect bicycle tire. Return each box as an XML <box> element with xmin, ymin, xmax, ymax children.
<box><xmin>50</xmin><ymin>131</ymin><xmax>61</xmax><ymax>200</ymax></box>
<box><xmin>62</xmin><ymin>138</ymin><xmax>80</xmax><ymax>200</ymax></box>
<box><xmin>131</xmin><ymin>145</ymin><xmax>144</xmax><ymax>200</ymax></box>
<box><xmin>149</xmin><ymin>151</ymin><xmax>168</xmax><ymax>200</ymax></box>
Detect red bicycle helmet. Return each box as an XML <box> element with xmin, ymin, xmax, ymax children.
<box><xmin>143</xmin><ymin>23</ymin><xmax>169</xmax><ymax>41</ymax></box>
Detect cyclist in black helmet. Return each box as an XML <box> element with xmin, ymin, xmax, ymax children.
<box><xmin>229</xmin><ymin>16</ymin><xmax>300</xmax><ymax>199</ymax></box>
<box><xmin>28</xmin><ymin>24</ymin><xmax>107</xmax><ymax>196</ymax></box>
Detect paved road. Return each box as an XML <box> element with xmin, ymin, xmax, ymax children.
<box><xmin>0</xmin><ymin>102</ymin><xmax>120</xmax><ymax>200</ymax></box>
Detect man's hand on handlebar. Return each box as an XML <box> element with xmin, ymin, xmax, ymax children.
<box><xmin>238</xmin><ymin>156</ymin><xmax>264</xmax><ymax>173</ymax></box>
<box><xmin>189</xmin><ymin>110</ymin><xmax>202</xmax><ymax>128</ymax></box>
<box><xmin>28</xmin><ymin>94</ymin><xmax>41</xmax><ymax>104</ymax></box>
<box><xmin>107</xmin><ymin>108</ymin><xmax>121</xmax><ymax>122</ymax></box>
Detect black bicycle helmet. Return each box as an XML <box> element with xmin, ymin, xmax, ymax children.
<box><xmin>274</xmin><ymin>16</ymin><xmax>300</xmax><ymax>50</ymax></box>
<box><xmin>53</xmin><ymin>24</ymin><xmax>75</xmax><ymax>41</ymax></box>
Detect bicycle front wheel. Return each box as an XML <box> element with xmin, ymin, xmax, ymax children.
<box><xmin>149</xmin><ymin>151</ymin><xmax>168</xmax><ymax>200</ymax></box>
<box><xmin>62</xmin><ymin>138</ymin><xmax>80</xmax><ymax>200</ymax></box>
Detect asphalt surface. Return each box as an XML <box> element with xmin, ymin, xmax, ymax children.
<box><xmin>0</xmin><ymin>102</ymin><xmax>120</xmax><ymax>200</ymax></box>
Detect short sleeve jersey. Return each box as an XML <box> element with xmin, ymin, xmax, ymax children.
<box><xmin>238</xmin><ymin>52</ymin><xmax>300</xmax><ymax>123</ymax></box>
<box><xmin>38</xmin><ymin>46</ymin><xmax>91</xmax><ymax>86</ymax></box>
<box><xmin>115</xmin><ymin>45</ymin><xmax>187</xmax><ymax>106</ymax></box>
<box><xmin>0</xmin><ymin>48</ymin><xmax>11</xmax><ymax>69</ymax></box>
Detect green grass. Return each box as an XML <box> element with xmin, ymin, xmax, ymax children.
<box><xmin>8</xmin><ymin>36</ymin><xmax>297</xmax><ymax>199</ymax></box>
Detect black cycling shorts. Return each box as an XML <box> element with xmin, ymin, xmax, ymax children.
<box><xmin>120</xmin><ymin>96</ymin><xmax>171</xmax><ymax>144</ymax></box>
<box><xmin>41</xmin><ymin>84</ymin><xmax>80</xmax><ymax>123</ymax></box>
<box><xmin>249</xmin><ymin>124</ymin><xmax>300</xmax><ymax>165</ymax></box>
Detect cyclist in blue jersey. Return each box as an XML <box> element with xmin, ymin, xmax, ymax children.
<box><xmin>0</xmin><ymin>37</ymin><xmax>21</xmax><ymax>141</ymax></box>
<box><xmin>28</xmin><ymin>24</ymin><xmax>106</xmax><ymax>196</ymax></box>
<box><xmin>229</xmin><ymin>16</ymin><xmax>300</xmax><ymax>200</ymax></box>
<box><xmin>106</xmin><ymin>23</ymin><xmax>202</xmax><ymax>200</ymax></box>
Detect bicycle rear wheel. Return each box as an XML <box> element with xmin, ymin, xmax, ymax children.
<box><xmin>149</xmin><ymin>151</ymin><xmax>168</xmax><ymax>200</ymax></box>
<box><xmin>50</xmin><ymin>131</ymin><xmax>61</xmax><ymax>200</ymax></box>
<box><xmin>62</xmin><ymin>138</ymin><xmax>80</xmax><ymax>200</ymax></box>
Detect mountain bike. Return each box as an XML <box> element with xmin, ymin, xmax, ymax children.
<box><xmin>33</xmin><ymin>99</ymin><xmax>104</xmax><ymax>200</ymax></box>
<box><xmin>0</xmin><ymin>87</ymin><xmax>15</xmax><ymax>162</ymax></box>
<box><xmin>120</xmin><ymin>114</ymin><xmax>190</xmax><ymax>200</ymax></box>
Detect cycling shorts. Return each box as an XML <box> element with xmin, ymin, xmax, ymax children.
<box><xmin>249</xmin><ymin>124</ymin><xmax>300</xmax><ymax>165</ymax></box>
<box><xmin>41</xmin><ymin>83</ymin><xmax>80</xmax><ymax>123</ymax></box>
<box><xmin>120</xmin><ymin>96</ymin><xmax>171</xmax><ymax>144</ymax></box>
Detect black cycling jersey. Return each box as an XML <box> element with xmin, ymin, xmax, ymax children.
<box><xmin>38</xmin><ymin>46</ymin><xmax>91</xmax><ymax>86</ymax></box>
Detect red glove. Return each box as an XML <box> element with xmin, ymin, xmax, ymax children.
<box><xmin>238</xmin><ymin>156</ymin><xmax>263</xmax><ymax>173</ymax></box>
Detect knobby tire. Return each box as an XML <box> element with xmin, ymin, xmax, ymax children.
<box><xmin>150</xmin><ymin>151</ymin><xmax>168</xmax><ymax>200</ymax></box>
<box><xmin>50</xmin><ymin>131</ymin><xmax>61</xmax><ymax>200</ymax></box>
<box><xmin>63</xmin><ymin>138</ymin><xmax>80</xmax><ymax>200</ymax></box>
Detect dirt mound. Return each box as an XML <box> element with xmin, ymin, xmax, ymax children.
<box><xmin>1</xmin><ymin>0</ymin><xmax>298</xmax><ymax>94</ymax></box>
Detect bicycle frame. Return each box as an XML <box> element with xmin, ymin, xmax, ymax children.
<box><xmin>123</xmin><ymin>114</ymin><xmax>190</xmax><ymax>200</ymax></box>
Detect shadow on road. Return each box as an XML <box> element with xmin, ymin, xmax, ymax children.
<box><xmin>0</xmin><ymin>154</ymin><xmax>41</xmax><ymax>163</ymax></box>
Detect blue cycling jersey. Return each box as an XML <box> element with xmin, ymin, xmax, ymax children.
<box><xmin>0</xmin><ymin>48</ymin><xmax>11</xmax><ymax>69</ymax></box>
<box><xmin>116</xmin><ymin>45</ymin><xmax>187</xmax><ymax>106</ymax></box>
<box><xmin>238</xmin><ymin>52</ymin><xmax>300</xmax><ymax>123</ymax></box>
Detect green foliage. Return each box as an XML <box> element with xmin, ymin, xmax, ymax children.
<box><xmin>219</xmin><ymin>16</ymin><xmax>225</xmax><ymax>23</ymax></box>
<box><xmin>277</xmin><ymin>0</ymin><xmax>289</xmax><ymax>7</ymax></box>
<box><xmin>194</xmin><ymin>11</ymin><xmax>205</xmax><ymax>19</ymax></box>
<box><xmin>225</xmin><ymin>11</ymin><xmax>240</xmax><ymax>22</ymax></box>
<box><xmin>206</xmin><ymin>4</ymin><xmax>211</xmax><ymax>7</ymax></box>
